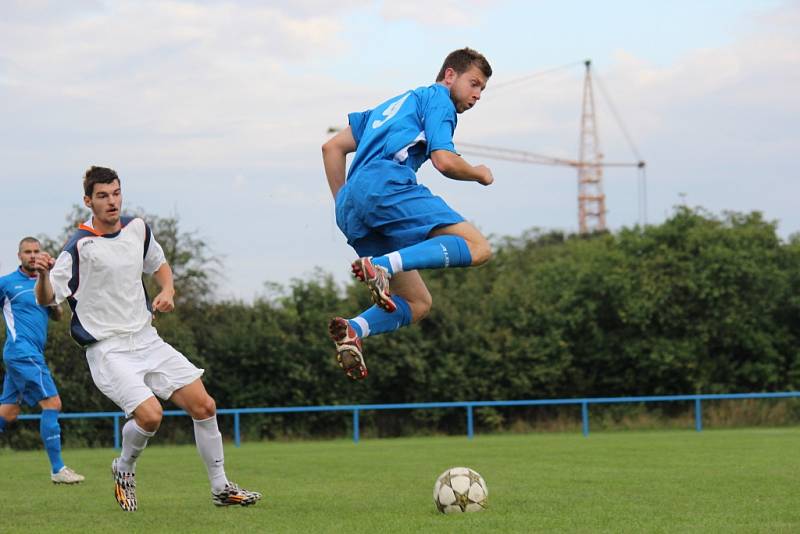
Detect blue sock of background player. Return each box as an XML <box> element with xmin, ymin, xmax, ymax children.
<box><xmin>0</xmin><ymin>410</ymin><xmax>66</xmax><ymax>473</ymax></box>
<box><xmin>41</xmin><ymin>409</ymin><xmax>66</xmax><ymax>474</ymax></box>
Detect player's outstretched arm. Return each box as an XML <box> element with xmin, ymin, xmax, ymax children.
<box><xmin>431</xmin><ymin>149</ymin><xmax>494</xmax><ymax>186</ymax></box>
<box><xmin>33</xmin><ymin>252</ymin><xmax>56</xmax><ymax>306</ymax></box>
<box><xmin>322</xmin><ymin>126</ymin><xmax>357</xmax><ymax>198</ymax></box>
<box><xmin>151</xmin><ymin>262</ymin><xmax>176</xmax><ymax>313</ymax></box>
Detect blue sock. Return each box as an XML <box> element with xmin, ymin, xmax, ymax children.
<box><xmin>348</xmin><ymin>295</ymin><xmax>412</xmax><ymax>338</ymax></box>
<box><xmin>40</xmin><ymin>409</ymin><xmax>65</xmax><ymax>474</ymax></box>
<box><xmin>371</xmin><ymin>235</ymin><xmax>472</xmax><ymax>275</ymax></box>
<box><xmin>0</xmin><ymin>417</ymin><xmax>6</xmax><ymax>433</ymax></box>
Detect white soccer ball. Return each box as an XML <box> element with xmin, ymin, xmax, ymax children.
<box><xmin>433</xmin><ymin>466</ymin><xmax>488</xmax><ymax>514</ymax></box>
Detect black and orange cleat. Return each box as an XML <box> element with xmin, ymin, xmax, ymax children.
<box><xmin>212</xmin><ymin>482</ymin><xmax>262</xmax><ymax>507</ymax></box>
<box><xmin>111</xmin><ymin>458</ymin><xmax>137</xmax><ymax>512</ymax></box>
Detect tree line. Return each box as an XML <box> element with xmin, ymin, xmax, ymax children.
<box><xmin>2</xmin><ymin>206</ymin><xmax>799</xmax><ymax>447</ymax></box>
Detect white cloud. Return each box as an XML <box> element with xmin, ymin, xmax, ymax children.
<box><xmin>380</xmin><ymin>0</ymin><xmax>499</xmax><ymax>27</ymax></box>
<box><xmin>0</xmin><ymin>0</ymin><xmax>354</xmax><ymax>172</ymax></box>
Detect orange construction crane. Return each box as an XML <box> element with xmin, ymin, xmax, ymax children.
<box><xmin>459</xmin><ymin>60</ymin><xmax>645</xmax><ymax>233</ymax></box>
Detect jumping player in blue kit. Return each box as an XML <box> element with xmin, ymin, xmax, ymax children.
<box><xmin>0</xmin><ymin>237</ymin><xmax>85</xmax><ymax>483</ymax></box>
<box><xmin>322</xmin><ymin>48</ymin><xmax>494</xmax><ymax>380</ymax></box>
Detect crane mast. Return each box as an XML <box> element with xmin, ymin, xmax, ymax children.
<box><xmin>578</xmin><ymin>60</ymin><xmax>606</xmax><ymax>233</ymax></box>
<box><xmin>458</xmin><ymin>59</ymin><xmax>644</xmax><ymax>234</ymax></box>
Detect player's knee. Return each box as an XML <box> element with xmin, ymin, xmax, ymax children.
<box><xmin>410</xmin><ymin>292</ymin><xmax>433</xmax><ymax>323</ymax></box>
<box><xmin>136</xmin><ymin>405</ymin><xmax>163</xmax><ymax>432</ymax></box>
<box><xmin>0</xmin><ymin>403</ymin><xmax>21</xmax><ymax>423</ymax></box>
<box><xmin>40</xmin><ymin>396</ymin><xmax>62</xmax><ymax>412</ymax></box>
<box><xmin>192</xmin><ymin>395</ymin><xmax>217</xmax><ymax>420</ymax></box>
<box><xmin>3</xmin><ymin>412</ymin><xmax>18</xmax><ymax>424</ymax></box>
<box><xmin>469</xmin><ymin>237</ymin><xmax>492</xmax><ymax>266</ymax></box>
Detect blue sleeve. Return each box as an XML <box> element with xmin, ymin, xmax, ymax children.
<box><xmin>424</xmin><ymin>105</ymin><xmax>457</xmax><ymax>155</ymax></box>
<box><xmin>348</xmin><ymin>111</ymin><xmax>371</xmax><ymax>146</ymax></box>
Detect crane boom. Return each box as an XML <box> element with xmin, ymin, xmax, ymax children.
<box><xmin>458</xmin><ymin>60</ymin><xmax>644</xmax><ymax>233</ymax></box>
<box><xmin>458</xmin><ymin>142</ymin><xmax>643</xmax><ymax>168</ymax></box>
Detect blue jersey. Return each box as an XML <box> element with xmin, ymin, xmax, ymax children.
<box><xmin>0</xmin><ymin>268</ymin><xmax>51</xmax><ymax>360</ymax></box>
<box><xmin>347</xmin><ymin>83</ymin><xmax>458</xmax><ymax>178</ymax></box>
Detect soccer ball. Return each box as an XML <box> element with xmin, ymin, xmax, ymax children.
<box><xmin>433</xmin><ymin>466</ymin><xmax>488</xmax><ymax>514</ymax></box>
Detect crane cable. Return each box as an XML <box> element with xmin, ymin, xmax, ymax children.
<box><xmin>485</xmin><ymin>60</ymin><xmax>586</xmax><ymax>94</ymax></box>
<box><xmin>593</xmin><ymin>70</ymin><xmax>648</xmax><ymax>226</ymax></box>
<box><xmin>592</xmin><ymin>71</ymin><xmax>644</xmax><ymax>164</ymax></box>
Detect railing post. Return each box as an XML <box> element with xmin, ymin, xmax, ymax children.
<box><xmin>353</xmin><ymin>409</ymin><xmax>360</xmax><ymax>444</ymax></box>
<box><xmin>466</xmin><ymin>405</ymin><xmax>474</xmax><ymax>440</ymax></box>
<box><xmin>234</xmin><ymin>412</ymin><xmax>241</xmax><ymax>447</ymax></box>
<box><xmin>581</xmin><ymin>402</ymin><xmax>589</xmax><ymax>437</ymax></box>
<box><xmin>114</xmin><ymin>415</ymin><xmax>121</xmax><ymax>449</ymax></box>
<box><xmin>694</xmin><ymin>398</ymin><xmax>703</xmax><ymax>432</ymax></box>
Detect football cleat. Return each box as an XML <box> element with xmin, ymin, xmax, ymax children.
<box><xmin>212</xmin><ymin>481</ymin><xmax>262</xmax><ymax>507</ymax></box>
<box><xmin>351</xmin><ymin>257</ymin><xmax>396</xmax><ymax>313</ymax></box>
<box><xmin>111</xmin><ymin>458</ymin><xmax>137</xmax><ymax>512</ymax></box>
<box><xmin>51</xmin><ymin>466</ymin><xmax>85</xmax><ymax>484</ymax></box>
<box><xmin>329</xmin><ymin>317</ymin><xmax>367</xmax><ymax>380</ymax></box>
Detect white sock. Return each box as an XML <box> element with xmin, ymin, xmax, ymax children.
<box><xmin>193</xmin><ymin>416</ymin><xmax>229</xmax><ymax>493</ymax></box>
<box><xmin>119</xmin><ymin>419</ymin><xmax>155</xmax><ymax>473</ymax></box>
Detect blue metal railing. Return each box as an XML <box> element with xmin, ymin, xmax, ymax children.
<box><xmin>16</xmin><ymin>391</ymin><xmax>800</xmax><ymax>447</ymax></box>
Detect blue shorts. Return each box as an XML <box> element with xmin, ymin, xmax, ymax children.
<box><xmin>1</xmin><ymin>356</ymin><xmax>59</xmax><ymax>407</ymax></box>
<box><xmin>335</xmin><ymin>160</ymin><xmax>465</xmax><ymax>257</ymax></box>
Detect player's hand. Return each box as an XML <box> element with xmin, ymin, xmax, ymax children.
<box><xmin>32</xmin><ymin>252</ymin><xmax>55</xmax><ymax>273</ymax></box>
<box><xmin>475</xmin><ymin>165</ymin><xmax>494</xmax><ymax>186</ymax></box>
<box><xmin>152</xmin><ymin>290</ymin><xmax>175</xmax><ymax>313</ymax></box>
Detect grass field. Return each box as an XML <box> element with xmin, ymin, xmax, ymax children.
<box><xmin>1</xmin><ymin>428</ymin><xmax>799</xmax><ymax>533</ymax></box>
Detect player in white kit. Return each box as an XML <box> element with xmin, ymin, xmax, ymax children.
<box><xmin>34</xmin><ymin>166</ymin><xmax>261</xmax><ymax>512</ymax></box>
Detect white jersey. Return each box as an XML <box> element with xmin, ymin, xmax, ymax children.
<box><xmin>50</xmin><ymin>216</ymin><xmax>166</xmax><ymax>346</ymax></box>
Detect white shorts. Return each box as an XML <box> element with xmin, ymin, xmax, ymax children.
<box><xmin>85</xmin><ymin>325</ymin><xmax>204</xmax><ymax>417</ymax></box>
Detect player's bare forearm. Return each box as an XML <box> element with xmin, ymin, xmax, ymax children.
<box><xmin>430</xmin><ymin>149</ymin><xmax>494</xmax><ymax>186</ymax></box>
<box><xmin>33</xmin><ymin>253</ymin><xmax>56</xmax><ymax>306</ymax></box>
<box><xmin>322</xmin><ymin>127</ymin><xmax>357</xmax><ymax>198</ymax></box>
<box><xmin>152</xmin><ymin>263</ymin><xmax>176</xmax><ymax>313</ymax></box>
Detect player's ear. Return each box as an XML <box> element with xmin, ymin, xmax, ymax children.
<box><xmin>443</xmin><ymin>67</ymin><xmax>457</xmax><ymax>85</ymax></box>
<box><xmin>83</xmin><ymin>195</ymin><xmax>92</xmax><ymax>208</ymax></box>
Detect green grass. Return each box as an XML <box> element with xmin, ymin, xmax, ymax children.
<box><xmin>1</xmin><ymin>428</ymin><xmax>799</xmax><ymax>533</ymax></box>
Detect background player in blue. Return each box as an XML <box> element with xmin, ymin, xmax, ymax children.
<box><xmin>0</xmin><ymin>237</ymin><xmax>85</xmax><ymax>483</ymax></box>
<box><xmin>322</xmin><ymin>47</ymin><xmax>494</xmax><ymax>380</ymax></box>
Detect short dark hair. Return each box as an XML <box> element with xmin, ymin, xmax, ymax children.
<box><xmin>18</xmin><ymin>237</ymin><xmax>40</xmax><ymax>251</ymax></box>
<box><xmin>435</xmin><ymin>47</ymin><xmax>492</xmax><ymax>82</ymax></box>
<box><xmin>83</xmin><ymin>166</ymin><xmax>120</xmax><ymax>197</ymax></box>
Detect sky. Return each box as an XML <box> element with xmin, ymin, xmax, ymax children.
<box><xmin>1</xmin><ymin>0</ymin><xmax>797</xmax><ymax>301</ymax></box>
